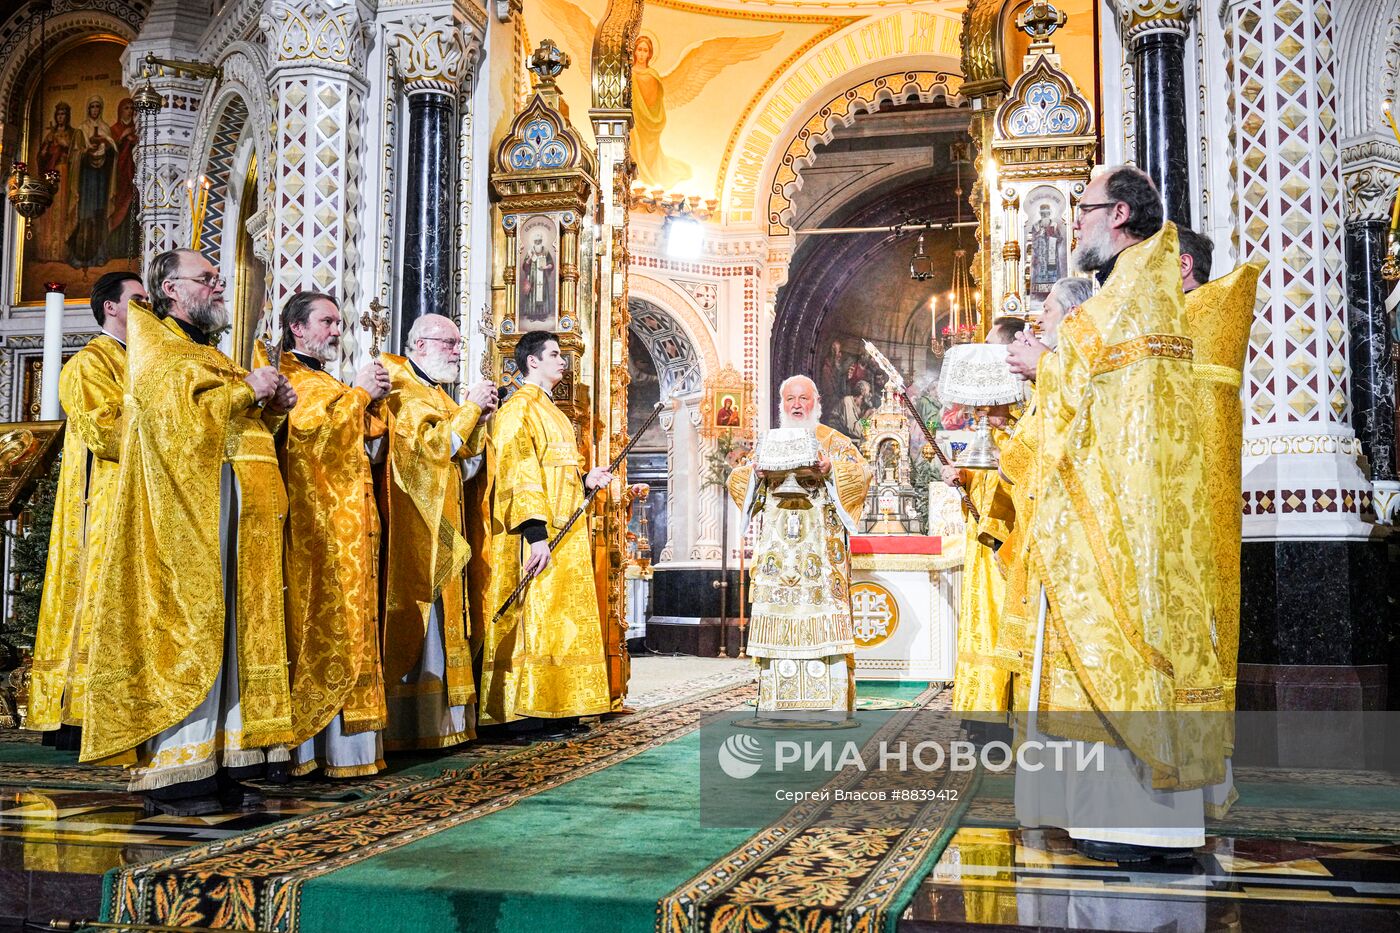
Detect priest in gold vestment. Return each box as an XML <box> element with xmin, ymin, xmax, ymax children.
<box><xmin>726</xmin><ymin>375</ymin><xmax>871</xmax><ymax>719</ymax></box>
<box><xmin>82</xmin><ymin>249</ymin><xmax>297</xmax><ymax>815</ymax></box>
<box><xmin>1180</xmin><ymin>227</ymin><xmax>1264</xmax><ymax>818</ymax></box>
<box><xmin>379</xmin><ymin>314</ymin><xmax>498</xmax><ymax>750</ymax></box>
<box><xmin>480</xmin><ymin>331</ymin><xmax>613</xmax><ymax>734</ymax></box>
<box><xmin>1003</xmin><ymin>167</ymin><xmax>1227</xmax><ymax>862</ymax></box>
<box><xmin>276</xmin><ymin>292</ymin><xmax>392</xmax><ymax>777</ymax></box>
<box><xmin>944</xmin><ymin>315</ymin><xmax>1028</xmax><ymax>722</ymax></box>
<box><xmin>29</xmin><ymin>272</ymin><xmax>146</xmax><ymax>749</ymax></box>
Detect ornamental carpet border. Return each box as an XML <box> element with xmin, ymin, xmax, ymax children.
<box><xmin>106</xmin><ymin>682</ymin><xmax>756</xmax><ymax>932</ymax></box>
<box><xmin>657</xmin><ymin>686</ymin><xmax>976</xmax><ymax>933</ymax></box>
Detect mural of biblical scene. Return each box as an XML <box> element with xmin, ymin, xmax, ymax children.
<box><xmin>20</xmin><ymin>38</ymin><xmax>139</xmax><ymax>304</ymax></box>
<box><xmin>516</xmin><ymin>214</ymin><xmax>559</xmax><ymax>331</ymax></box>
<box><xmin>1024</xmin><ymin>185</ymin><xmax>1069</xmax><ymax>307</ymax></box>
<box><xmin>525</xmin><ymin>0</ymin><xmax>825</xmax><ymax>198</ymax></box>
<box><xmin>807</xmin><ymin>227</ymin><xmax>962</xmax><ymax>447</ymax></box>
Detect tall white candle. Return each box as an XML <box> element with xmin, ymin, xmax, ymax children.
<box><xmin>41</xmin><ymin>284</ymin><xmax>65</xmax><ymax>421</ymax></box>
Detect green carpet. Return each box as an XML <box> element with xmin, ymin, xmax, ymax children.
<box><xmin>298</xmin><ymin>732</ymin><xmax>753</xmax><ymax>933</ymax></box>
<box><xmin>103</xmin><ymin>680</ymin><xmax>962</xmax><ymax>933</ymax></box>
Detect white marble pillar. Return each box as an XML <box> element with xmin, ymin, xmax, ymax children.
<box><xmin>261</xmin><ymin>0</ymin><xmax>373</xmax><ymax>371</ymax></box>
<box><xmin>1224</xmin><ymin>0</ymin><xmax>1370</xmax><ymax>539</ymax></box>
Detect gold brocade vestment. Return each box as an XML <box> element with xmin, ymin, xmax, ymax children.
<box><xmin>278</xmin><ymin>353</ymin><xmax>388</xmax><ymax>746</ymax></box>
<box><xmin>1184</xmin><ymin>263</ymin><xmax>1263</xmax><ymax>721</ymax></box>
<box><xmin>379</xmin><ymin>354</ymin><xmax>485</xmax><ymax>725</ymax></box>
<box><xmin>29</xmin><ymin>335</ymin><xmax>126</xmax><ymax>731</ymax></box>
<box><xmin>480</xmin><ymin>382</ymin><xmax>611</xmax><ymax>723</ymax></box>
<box><xmin>727</xmin><ymin>424</ymin><xmax>871</xmax><ymax>712</ymax></box>
<box><xmin>952</xmin><ymin>467</ymin><xmax>1013</xmax><ymax>719</ymax></box>
<box><xmin>81</xmin><ymin>305</ymin><xmax>292</xmax><ymax>764</ymax></box>
<box><xmin>1027</xmin><ymin>224</ymin><xmax>1227</xmax><ymax>791</ymax></box>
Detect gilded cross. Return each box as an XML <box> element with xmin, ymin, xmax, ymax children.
<box><xmin>361</xmin><ymin>298</ymin><xmax>390</xmax><ymax>358</ymax></box>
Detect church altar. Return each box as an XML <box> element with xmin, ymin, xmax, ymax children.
<box><xmin>849</xmin><ymin>534</ymin><xmax>962</xmax><ymax>682</ymax></box>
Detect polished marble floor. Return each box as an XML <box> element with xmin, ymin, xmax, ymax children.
<box><xmin>905</xmin><ymin>826</ymin><xmax>1400</xmax><ymax>931</ymax></box>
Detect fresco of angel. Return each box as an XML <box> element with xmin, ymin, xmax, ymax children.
<box><xmin>539</xmin><ymin>0</ymin><xmax>782</xmax><ymax>189</ymax></box>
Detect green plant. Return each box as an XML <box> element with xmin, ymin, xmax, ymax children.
<box><xmin>701</xmin><ymin>429</ymin><xmax>749</xmax><ymax>491</ymax></box>
<box><xmin>1</xmin><ymin>458</ymin><xmax>59</xmax><ymax>671</ymax></box>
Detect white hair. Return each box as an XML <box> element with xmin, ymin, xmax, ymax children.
<box><xmin>405</xmin><ymin>314</ymin><xmax>453</xmax><ymax>347</ymax></box>
<box><xmin>778</xmin><ymin>374</ymin><xmax>822</xmax><ymax>429</ymax></box>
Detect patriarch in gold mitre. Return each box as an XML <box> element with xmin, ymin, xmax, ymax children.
<box><xmin>726</xmin><ymin>374</ymin><xmax>872</xmax><ymax>720</ymax></box>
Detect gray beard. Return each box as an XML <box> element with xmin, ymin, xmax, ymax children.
<box><xmin>1072</xmin><ymin>237</ymin><xmax>1109</xmax><ymax>274</ymax></box>
<box><xmin>302</xmin><ymin>334</ymin><xmax>339</xmax><ymax>363</ymax></box>
<box><xmin>187</xmin><ymin>296</ymin><xmax>229</xmax><ymax>336</ymax></box>
<box><xmin>416</xmin><ymin>352</ymin><xmax>459</xmax><ymax>384</ymax></box>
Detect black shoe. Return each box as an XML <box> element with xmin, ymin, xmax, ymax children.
<box><xmin>1073</xmin><ymin>838</ymin><xmax>1196</xmax><ymax>864</ymax></box>
<box><xmin>217</xmin><ymin>774</ymin><xmax>265</xmax><ymax>810</ymax></box>
<box><xmin>143</xmin><ymin>794</ymin><xmax>222</xmax><ymax>817</ymax></box>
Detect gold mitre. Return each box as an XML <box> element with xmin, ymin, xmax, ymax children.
<box><xmin>1184</xmin><ymin>261</ymin><xmax>1265</xmax><ymax>378</ymax></box>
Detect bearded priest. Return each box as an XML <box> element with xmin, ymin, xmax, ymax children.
<box><xmin>276</xmin><ymin>292</ymin><xmax>393</xmax><ymax>777</ymax></box>
<box><xmin>82</xmin><ymin>249</ymin><xmax>297</xmax><ymax>816</ymax></box>
<box><xmin>726</xmin><ymin>375</ymin><xmax>872</xmax><ymax>720</ymax></box>
<box><xmin>379</xmin><ymin>314</ymin><xmax>498</xmax><ymax>751</ymax></box>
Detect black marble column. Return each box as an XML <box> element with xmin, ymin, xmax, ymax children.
<box><xmin>400</xmin><ymin>92</ymin><xmax>456</xmax><ymax>331</ymax></box>
<box><xmin>1344</xmin><ymin>218</ymin><xmax>1398</xmax><ymax>481</ymax></box>
<box><xmin>1132</xmin><ymin>28</ymin><xmax>1192</xmax><ymax>226</ymax></box>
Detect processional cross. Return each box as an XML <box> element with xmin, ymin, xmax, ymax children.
<box><xmin>361</xmin><ymin>298</ymin><xmax>390</xmax><ymax>358</ymax></box>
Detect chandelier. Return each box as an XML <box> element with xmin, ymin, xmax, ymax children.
<box><xmin>6</xmin><ymin>1</ymin><xmax>59</xmax><ymax>237</ymax></box>
<box><xmin>933</xmin><ymin>144</ymin><xmax>978</xmax><ymax>358</ymax></box>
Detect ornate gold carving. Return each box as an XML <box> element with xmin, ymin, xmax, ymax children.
<box><xmin>590</xmin><ymin>0</ymin><xmax>644</xmax><ymax>111</ymax></box>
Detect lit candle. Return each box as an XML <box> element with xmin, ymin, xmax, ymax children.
<box><xmin>41</xmin><ymin>283</ymin><xmax>65</xmax><ymax>420</ymax></box>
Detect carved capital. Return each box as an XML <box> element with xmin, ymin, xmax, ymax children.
<box><xmin>1113</xmin><ymin>0</ymin><xmax>1197</xmax><ymax>42</ymax></box>
<box><xmin>261</xmin><ymin>0</ymin><xmax>373</xmax><ymax>74</ymax></box>
<box><xmin>1341</xmin><ymin>137</ymin><xmax>1400</xmax><ymax>221</ymax></box>
<box><xmin>245</xmin><ymin>205</ymin><xmax>274</xmax><ymax>264</ymax></box>
<box><xmin>386</xmin><ymin>14</ymin><xmax>481</xmax><ymax>93</ymax></box>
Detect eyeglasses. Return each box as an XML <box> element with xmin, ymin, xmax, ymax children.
<box><xmin>1074</xmin><ymin>202</ymin><xmax>1119</xmax><ymax>221</ymax></box>
<box><xmin>418</xmin><ymin>336</ymin><xmax>462</xmax><ymax>349</ymax></box>
<box><xmin>168</xmin><ymin>273</ymin><xmax>226</xmax><ymax>289</ymax></box>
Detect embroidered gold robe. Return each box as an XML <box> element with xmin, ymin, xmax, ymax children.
<box><xmin>28</xmin><ymin>334</ymin><xmax>126</xmax><ymax>731</ymax></box>
<box><xmin>379</xmin><ymin>353</ymin><xmax>485</xmax><ymax>738</ymax></box>
<box><xmin>727</xmin><ymin>424</ymin><xmax>871</xmax><ymax>712</ymax></box>
<box><xmin>81</xmin><ymin>305</ymin><xmax>292</xmax><ymax>764</ymax></box>
<box><xmin>1027</xmin><ymin>224</ymin><xmax>1227</xmax><ymax>792</ymax></box>
<box><xmin>952</xmin><ymin>466</ymin><xmax>1013</xmax><ymax>720</ymax></box>
<box><xmin>480</xmin><ymin>382</ymin><xmax>611</xmax><ymax>723</ymax></box>
<box><xmin>279</xmin><ymin>352</ymin><xmax>387</xmax><ymax>748</ymax></box>
<box><xmin>1184</xmin><ymin>263</ymin><xmax>1262</xmax><ymax>721</ymax></box>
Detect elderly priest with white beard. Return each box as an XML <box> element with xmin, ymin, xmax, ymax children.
<box><xmin>726</xmin><ymin>375</ymin><xmax>872</xmax><ymax>720</ymax></box>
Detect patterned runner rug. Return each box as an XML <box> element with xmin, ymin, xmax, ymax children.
<box><xmin>105</xmin><ymin>682</ymin><xmax>754</xmax><ymax>932</ymax></box>
<box><xmin>658</xmin><ymin>685</ymin><xmax>975</xmax><ymax>933</ymax></box>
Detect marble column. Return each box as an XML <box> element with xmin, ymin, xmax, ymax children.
<box><xmin>1121</xmin><ymin>1</ymin><xmax>1197</xmax><ymax>224</ymax></box>
<box><xmin>401</xmin><ymin>92</ymin><xmax>456</xmax><ymax>324</ymax></box>
<box><xmin>386</xmin><ymin>14</ymin><xmax>479</xmax><ymax>333</ymax></box>
<box><xmin>1224</xmin><ymin>0</ymin><xmax>1391</xmax><ymax>712</ymax></box>
<box><xmin>1342</xmin><ymin>151</ymin><xmax>1400</xmax><ymax>482</ymax></box>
